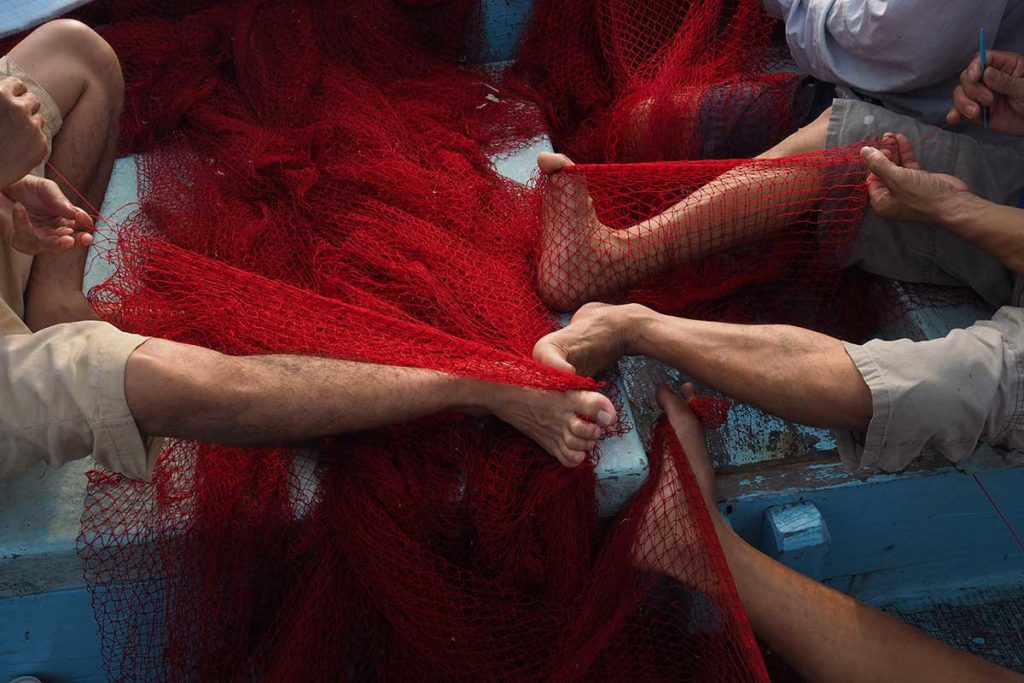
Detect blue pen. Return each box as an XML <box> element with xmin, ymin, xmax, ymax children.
<box><xmin>980</xmin><ymin>27</ymin><xmax>989</xmax><ymax>128</ymax></box>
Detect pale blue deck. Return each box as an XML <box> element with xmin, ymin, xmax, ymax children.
<box><xmin>2</xmin><ymin>1</ymin><xmax>1023</xmax><ymax>679</ymax></box>
<box><xmin>0</xmin><ymin>0</ymin><xmax>93</xmax><ymax>38</ymax></box>
<box><xmin>0</xmin><ymin>100</ymin><xmax>650</xmax><ymax>683</ymax></box>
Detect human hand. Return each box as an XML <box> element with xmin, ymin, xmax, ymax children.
<box><xmin>0</xmin><ymin>77</ymin><xmax>49</xmax><ymax>189</ymax></box>
<box><xmin>860</xmin><ymin>133</ymin><xmax>970</xmax><ymax>225</ymax></box>
<box><xmin>533</xmin><ymin>302</ymin><xmax>649</xmax><ymax>377</ymax></box>
<box><xmin>631</xmin><ymin>382</ymin><xmax>729</xmax><ymax>576</ymax></box>
<box><xmin>947</xmin><ymin>49</ymin><xmax>1024</xmax><ymax>136</ymax></box>
<box><xmin>1</xmin><ymin>175</ymin><xmax>95</xmax><ymax>255</ymax></box>
<box><xmin>656</xmin><ymin>382</ymin><xmax>718</xmax><ymax>513</ymax></box>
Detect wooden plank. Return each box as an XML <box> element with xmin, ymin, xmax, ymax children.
<box><xmin>723</xmin><ymin>467</ymin><xmax>1024</xmax><ymax>581</ymax></box>
<box><xmin>0</xmin><ymin>588</ymin><xmax>105</xmax><ymax>683</ymax></box>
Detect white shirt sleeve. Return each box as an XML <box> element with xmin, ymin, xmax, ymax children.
<box><xmin>762</xmin><ymin>0</ymin><xmax>1009</xmax><ymax>94</ymax></box>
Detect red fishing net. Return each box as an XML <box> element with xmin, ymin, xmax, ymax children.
<box><xmin>534</xmin><ymin>150</ymin><xmax>866</xmax><ymax>319</ymax></box>
<box><xmin>511</xmin><ymin>0</ymin><xmax>803</xmax><ymax>164</ymax></box>
<box><xmin>54</xmin><ymin>0</ymin><xmax>874</xmax><ymax>679</ymax></box>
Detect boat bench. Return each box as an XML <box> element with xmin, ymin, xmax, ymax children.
<box><xmin>2</xmin><ymin>1</ymin><xmax>1022</xmax><ymax>678</ymax></box>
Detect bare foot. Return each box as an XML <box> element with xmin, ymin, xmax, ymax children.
<box><xmin>487</xmin><ymin>379</ymin><xmax>618</xmax><ymax>468</ymax></box>
<box><xmin>536</xmin><ymin>152</ymin><xmax>627</xmax><ymax>311</ymax></box>
<box><xmin>533</xmin><ymin>301</ymin><xmax>644</xmax><ymax>377</ymax></box>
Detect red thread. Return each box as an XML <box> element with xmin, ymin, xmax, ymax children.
<box><xmin>45</xmin><ymin>0</ymin><xmax>941</xmax><ymax>679</ymax></box>
<box><xmin>973</xmin><ymin>474</ymin><xmax>1024</xmax><ymax>553</ymax></box>
<box><xmin>688</xmin><ymin>395</ymin><xmax>733</xmax><ymax>430</ymax></box>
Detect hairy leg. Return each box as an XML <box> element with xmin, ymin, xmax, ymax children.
<box><xmin>537</xmin><ymin>107</ymin><xmax>833</xmax><ymax>310</ymax></box>
<box><xmin>126</xmin><ymin>339</ymin><xmax>618</xmax><ymax>468</ymax></box>
<box><xmin>11</xmin><ymin>20</ymin><xmax>124</xmax><ymax>330</ymax></box>
<box><xmin>641</xmin><ymin>384</ymin><xmax>1019</xmax><ymax>683</ymax></box>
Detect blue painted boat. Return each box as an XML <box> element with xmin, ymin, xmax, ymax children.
<box><xmin>1</xmin><ymin>2</ymin><xmax>1021</xmax><ymax>680</ymax></box>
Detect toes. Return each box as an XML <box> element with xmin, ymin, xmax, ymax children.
<box><xmin>558</xmin><ymin>446</ymin><xmax>587</xmax><ymax>468</ymax></box>
<box><xmin>563</xmin><ymin>433</ymin><xmax>594</xmax><ymax>453</ymax></box>
<box><xmin>569</xmin><ymin>417</ymin><xmax>600</xmax><ymax>440</ymax></box>
<box><xmin>576</xmin><ymin>391</ymin><xmax>617</xmax><ymax>428</ymax></box>
<box><xmin>537</xmin><ymin>152</ymin><xmax>575</xmax><ymax>175</ymax></box>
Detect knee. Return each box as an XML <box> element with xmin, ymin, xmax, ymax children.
<box><xmin>762</xmin><ymin>105</ymin><xmax>832</xmax><ymax>159</ymax></box>
<box><xmin>33</xmin><ymin>20</ymin><xmax>124</xmax><ymax>104</ymax></box>
<box><xmin>803</xmin><ymin>105</ymin><xmax>832</xmax><ymax>147</ymax></box>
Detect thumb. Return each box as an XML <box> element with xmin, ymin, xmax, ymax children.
<box><xmin>42</xmin><ymin>180</ymin><xmax>79</xmax><ymax>219</ymax></box>
<box><xmin>532</xmin><ymin>337</ymin><xmax>577</xmax><ymax>374</ymax></box>
<box><xmin>656</xmin><ymin>383</ymin><xmax>700</xmax><ymax>435</ymax></box>
<box><xmin>860</xmin><ymin>146</ymin><xmax>903</xmax><ymax>183</ymax></box>
<box><xmin>73</xmin><ymin>206</ymin><xmax>95</xmax><ymax>232</ymax></box>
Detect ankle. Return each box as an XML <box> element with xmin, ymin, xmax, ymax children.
<box><xmin>447</xmin><ymin>375</ymin><xmax>503</xmax><ymax>416</ymax></box>
<box><xmin>620</xmin><ymin>303</ymin><xmax>657</xmax><ymax>355</ymax></box>
<box><xmin>711</xmin><ymin>513</ymin><xmax>747</xmax><ymax>565</ymax></box>
<box><xmin>24</xmin><ymin>291</ymin><xmax>98</xmax><ymax>331</ymax></box>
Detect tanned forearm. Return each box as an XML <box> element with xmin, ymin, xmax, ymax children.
<box><xmin>715</xmin><ymin>520</ymin><xmax>1022</xmax><ymax>683</ymax></box>
<box><xmin>626</xmin><ymin>308</ymin><xmax>872</xmax><ymax>430</ymax></box>
<box><xmin>125</xmin><ymin>337</ymin><xmax>617</xmax><ymax>469</ymax></box>
<box><xmin>127</xmin><ymin>339</ymin><xmax>492</xmax><ymax>443</ymax></box>
<box><xmin>939</xmin><ymin>194</ymin><xmax>1024</xmax><ymax>274</ymax></box>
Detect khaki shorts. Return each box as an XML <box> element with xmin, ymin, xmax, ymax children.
<box><xmin>0</xmin><ymin>55</ymin><xmax>160</xmax><ymax>481</ymax></box>
<box><xmin>836</xmin><ymin>305</ymin><xmax>1024</xmax><ymax>472</ymax></box>
<box><xmin>826</xmin><ymin>99</ymin><xmax>1024</xmax><ymax>471</ymax></box>
<box><xmin>0</xmin><ymin>54</ymin><xmax>61</xmax><ymax>324</ymax></box>
<box><xmin>830</xmin><ymin>98</ymin><xmax>1024</xmax><ymax>308</ymax></box>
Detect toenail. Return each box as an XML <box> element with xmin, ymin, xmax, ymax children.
<box><xmin>597</xmin><ymin>410</ymin><xmax>613</xmax><ymax>426</ymax></box>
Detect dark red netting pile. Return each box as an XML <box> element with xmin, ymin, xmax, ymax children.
<box><xmin>58</xmin><ymin>0</ymin><xmax>874</xmax><ymax>679</ymax></box>
<box><xmin>511</xmin><ymin>0</ymin><xmax>804</xmax><ymax>164</ymax></box>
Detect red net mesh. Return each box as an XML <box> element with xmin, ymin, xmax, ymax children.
<box><xmin>54</xmin><ymin>0</ymin><xmax>879</xmax><ymax>679</ymax></box>
<box><xmin>511</xmin><ymin>0</ymin><xmax>803</xmax><ymax>163</ymax></box>
<box><xmin>534</xmin><ymin>150</ymin><xmax>868</xmax><ymax>321</ymax></box>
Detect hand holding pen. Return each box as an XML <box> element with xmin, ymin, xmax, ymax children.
<box><xmin>946</xmin><ymin>48</ymin><xmax>1024</xmax><ymax>136</ymax></box>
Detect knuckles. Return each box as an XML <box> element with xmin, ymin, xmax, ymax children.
<box><xmin>0</xmin><ymin>76</ymin><xmax>25</xmax><ymax>92</ymax></box>
<box><xmin>20</xmin><ymin>93</ymin><xmax>41</xmax><ymax>113</ymax></box>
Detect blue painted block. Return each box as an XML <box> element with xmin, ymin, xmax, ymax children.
<box><xmin>879</xmin><ymin>281</ymin><xmax>993</xmax><ymax>343</ymax></box>
<box><xmin>761</xmin><ymin>502</ymin><xmax>831</xmax><ymax>579</ymax></box>
<box><xmin>0</xmin><ymin>588</ymin><xmax>105</xmax><ymax>683</ymax></box>
<box><xmin>728</xmin><ymin>466</ymin><xmax>1024</xmax><ymax>581</ymax></box>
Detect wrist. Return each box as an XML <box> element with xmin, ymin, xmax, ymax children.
<box><xmin>712</xmin><ymin>514</ymin><xmax>747</xmax><ymax>566</ymax></box>
<box><xmin>934</xmin><ymin>191</ymin><xmax>986</xmax><ymax>232</ymax></box>
<box><xmin>629</xmin><ymin>307</ymin><xmax>697</xmax><ymax>362</ymax></box>
<box><xmin>619</xmin><ymin>304</ymin><xmax>658</xmax><ymax>356</ymax></box>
